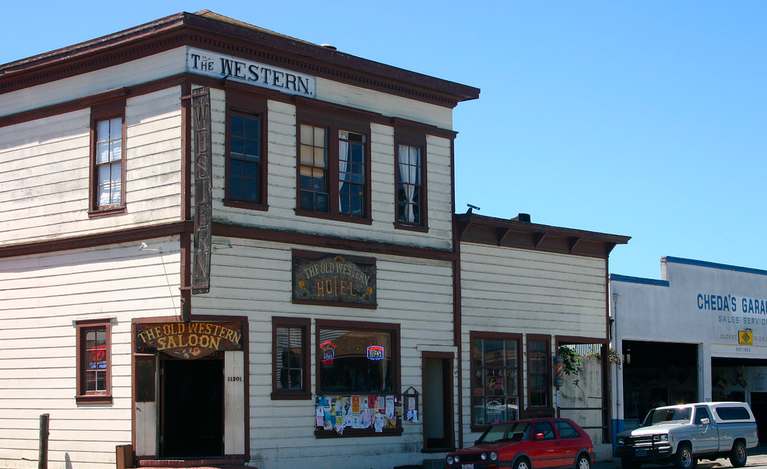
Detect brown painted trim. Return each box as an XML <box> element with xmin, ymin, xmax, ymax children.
<box><xmin>393</xmin><ymin>126</ymin><xmax>429</xmax><ymax>232</ymax></box>
<box><xmin>211</xmin><ymin>222</ymin><xmax>454</xmax><ymax>261</ymax></box>
<box><xmin>314</xmin><ymin>319</ymin><xmax>401</xmax><ymax>438</ymax></box>
<box><xmin>554</xmin><ymin>336</ymin><xmax>609</xmax><ymax>345</ymax></box>
<box><xmin>75</xmin><ymin>318</ymin><xmax>113</xmax><ymax>404</ymax></box>
<box><xmin>0</xmin><ymin>221</ymin><xmax>191</xmax><ymax>259</ymax></box>
<box><xmin>0</xmin><ymin>12</ymin><xmax>479</xmax><ymax>106</ymax></box>
<box><xmin>294</xmin><ymin>103</ymin><xmax>372</xmax><ymax>224</ymax></box>
<box><xmin>271</xmin><ymin>316</ymin><xmax>311</xmax><ymax>400</ymax></box>
<box><xmin>603</xmin><ymin>257</ymin><xmax>611</xmax><ymax>443</ymax></box>
<box><xmin>421</xmin><ymin>351</ymin><xmax>456</xmax><ymax>451</ymax></box>
<box><xmin>88</xmin><ymin>98</ymin><xmax>127</xmax><ymax>215</ymax></box>
<box><xmin>468</xmin><ymin>331</ymin><xmax>524</xmax><ymax>433</ymax></box>
<box><xmin>525</xmin><ymin>334</ymin><xmax>554</xmax><ymax>418</ymax></box>
<box><xmin>224</xmin><ymin>90</ymin><xmax>268</xmax><ymax>210</ymax></box>
<box><xmin>180</xmin><ymin>80</ymin><xmax>191</xmax><ymax>221</ymax></box>
<box><xmin>0</xmin><ymin>74</ymin><xmax>188</xmax><ymax>128</ymax></box>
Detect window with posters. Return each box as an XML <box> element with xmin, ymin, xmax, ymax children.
<box><xmin>314</xmin><ymin>320</ymin><xmax>402</xmax><ymax>437</ymax></box>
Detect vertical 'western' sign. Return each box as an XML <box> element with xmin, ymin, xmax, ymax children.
<box><xmin>187</xmin><ymin>47</ymin><xmax>316</xmax><ymax>98</ymax></box>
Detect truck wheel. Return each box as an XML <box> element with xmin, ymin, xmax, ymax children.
<box><xmin>620</xmin><ymin>457</ymin><xmax>639</xmax><ymax>469</ymax></box>
<box><xmin>729</xmin><ymin>440</ymin><xmax>747</xmax><ymax>468</ymax></box>
<box><xmin>674</xmin><ymin>443</ymin><xmax>696</xmax><ymax>469</ymax></box>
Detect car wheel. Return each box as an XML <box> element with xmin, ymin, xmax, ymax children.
<box><xmin>514</xmin><ymin>457</ymin><xmax>532</xmax><ymax>469</ymax></box>
<box><xmin>621</xmin><ymin>457</ymin><xmax>640</xmax><ymax>469</ymax></box>
<box><xmin>729</xmin><ymin>440</ymin><xmax>747</xmax><ymax>468</ymax></box>
<box><xmin>576</xmin><ymin>453</ymin><xmax>590</xmax><ymax>469</ymax></box>
<box><xmin>674</xmin><ymin>443</ymin><xmax>696</xmax><ymax>469</ymax></box>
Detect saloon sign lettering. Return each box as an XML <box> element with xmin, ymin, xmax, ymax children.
<box><xmin>292</xmin><ymin>250</ymin><xmax>377</xmax><ymax>307</ymax></box>
<box><xmin>136</xmin><ymin>322</ymin><xmax>242</xmax><ymax>359</ymax></box>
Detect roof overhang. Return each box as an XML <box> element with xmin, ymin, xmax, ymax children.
<box><xmin>0</xmin><ymin>11</ymin><xmax>480</xmax><ymax>108</ymax></box>
<box><xmin>455</xmin><ymin>213</ymin><xmax>631</xmax><ymax>259</ymax></box>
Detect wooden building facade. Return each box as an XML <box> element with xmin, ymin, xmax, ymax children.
<box><xmin>0</xmin><ymin>10</ymin><xmax>627</xmax><ymax>469</ymax></box>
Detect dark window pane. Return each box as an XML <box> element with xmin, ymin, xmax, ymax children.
<box><xmin>318</xmin><ymin>328</ymin><xmax>392</xmax><ymax>394</ymax></box>
<box><xmin>556</xmin><ymin>420</ymin><xmax>579</xmax><ymax>438</ymax></box>
<box><xmin>228</xmin><ymin>114</ymin><xmax>262</xmax><ymax>203</ymax></box>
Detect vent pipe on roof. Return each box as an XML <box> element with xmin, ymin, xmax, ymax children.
<box><xmin>513</xmin><ymin>213</ymin><xmax>531</xmax><ymax>223</ymax></box>
<box><xmin>321</xmin><ymin>44</ymin><xmax>337</xmax><ymax>51</ymax></box>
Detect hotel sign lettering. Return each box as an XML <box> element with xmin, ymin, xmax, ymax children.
<box><xmin>292</xmin><ymin>250</ymin><xmax>377</xmax><ymax>307</ymax></box>
<box><xmin>136</xmin><ymin>322</ymin><xmax>242</xmax><ymax>359</ymax></box>
<box><xmin>187</xmin><ymin>47</ymin><xmax>316</xmax><ymax>98</ymax></box>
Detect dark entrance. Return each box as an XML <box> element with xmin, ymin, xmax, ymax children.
<box><xmin>621</xmin><ymin>341</ymin><xmax>698</xmax><ymax>427</ymax></box>
<box><xmin>161</xmin><ymin>357</ymin><xmax>224</xmax><ymax>457</ymax></box>
<box><xmin>422</xmin><ymin>352</ymin><xmax>454</xmax><ymax>451</ymax></box>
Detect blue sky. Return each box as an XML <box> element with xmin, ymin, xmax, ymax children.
<box><xmin>2</xmin><ymin>1</ymin><xmax>765</xmax><ymax>278</ymax></box>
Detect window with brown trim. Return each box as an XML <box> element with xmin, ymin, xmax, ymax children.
<box><xmin>272</xmin><ymin>317</ymin><xmax>311</xmax><ymax>400</ymax></box>
<box><xmin>89</xmin><ymin>100</ymin><xmax>126</xmax><ymax>216</ymax></box>
<box><xmin>75</xmin><ymin>319</ymin><xmax>112</xmax><ymax>403</ymax></box>
<box><xmin>225</xmin><ymin>92</ymin><xmax>268</xmax><ymax>210</ymax></box>
<box><xmin>526</xmin><ymin>335</ymin><xmax>552</xmax><ymax>411</ymax></box>
<box><xmin>315</xmin><ymin>320</ymin><xmax>401</xmax><ymax>437</ymax></box>
<box><xmin>296</xmin><ymin>107</ymin><xmax>371</xmax><ymax>224</ymax></box>
<box><xmin>394</xmin><ymin>127</ymin><xmax>427</xmax><ymax>231</ymax></box>
<box><xmin>470</xmin><ymin>332</ymin><xmax>523</xmax><ymax>430</ymax></box>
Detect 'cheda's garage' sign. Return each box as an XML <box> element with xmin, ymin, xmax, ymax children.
<box><xmin>136</xmin><ymin>322</ymin><xmax>242</xmax><ymax>359</ymax></box>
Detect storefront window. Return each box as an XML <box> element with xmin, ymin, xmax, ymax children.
<box><xmin>470</xmin><ymin>333</ymin><xmax>521</xmax><ymax>428</ymax></box>
<box><xmin>318</xmin><ymin>326</ymin><xmax>394</xmax><ymax>394</ymax></box>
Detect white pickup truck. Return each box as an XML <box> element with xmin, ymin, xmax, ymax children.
<box><xmin>616</xmin><ymin>402</ymin><xmax>758</xmax><ymax>469</ymax></box>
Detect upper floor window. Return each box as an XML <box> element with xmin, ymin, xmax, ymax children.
<box><xmin>394</xmin><ymin>127</ymin><xmax>427</xmax><ymax>231</ymax></box>
<box><xmin>225</xmin><ymin>92</ymin><xmax>268</xmax><ymax>210</ymax></box>
<box><xmin>90</xmin><ymin>100</ymin><xmax>126</xmax><ymax>216</ymax></box>
<box><xmin>75</xmin><ymin>319</ymin><xmax>112</xmax><ymax>403</ymax></box>
<box><xmin>299</xmin><ymin>124</ymin><xmax>329</xmax><ymax>212</ymax></box>
<box><xmin>296</xmin><ymin>107</ymin><xmax>370</xmax><ymax>223</ymax></box>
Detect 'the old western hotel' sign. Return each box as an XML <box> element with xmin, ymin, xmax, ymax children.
<box><xmin>187</xmin><ymin>47</ymin><xmax>316</xmax><ymax>98</ymax></box>
<box><xmin>292</xmin><ymin>250</ymin><xmax>377</xmax><ymax>307</ymax></box>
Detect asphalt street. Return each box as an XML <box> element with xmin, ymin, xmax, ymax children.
<box><xmin>595</xmin><ymin>452</ymin><xmax>767</xmax><ymax>469</ymax></box>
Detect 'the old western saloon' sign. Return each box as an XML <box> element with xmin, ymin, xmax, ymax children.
<box><xmin>136</xmin><ymin>322</ymin><xmax>242</xmax><ymax>359</ymax></box>
<box><xmin>292</xmin><ymin>250</ymin><xmax>377</xmax><ymax>308</ymax></box>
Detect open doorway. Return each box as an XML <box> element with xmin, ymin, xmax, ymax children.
<box><xmin>422</xmin><ymin>352</ymin><xmax>454</xmax><ymax>451</ymax></box>
<box><xmin>161</xmin><ymin>357</ymin><xmax>224</xmax><ymax>457</ymax></box>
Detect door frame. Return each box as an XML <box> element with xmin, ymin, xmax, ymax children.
<box><xmin>421</xmin><ymin>351</ymin><xmax>455</xmax><ymax>452</ymax></box>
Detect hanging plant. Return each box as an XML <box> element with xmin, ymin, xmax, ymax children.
<box><xmin>557</xmin><ymin>345</ymin><xmax>583</xmax><ymax>376</ymax></box>
<box><xmin>607</xmin><ymin>349</ymin><xmax>622</xmax><ymax>367</ymax></box>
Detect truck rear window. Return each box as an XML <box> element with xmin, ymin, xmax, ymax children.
<box><xmin>715</xmin><ymin>406</ymin><xmax>750</xmax><ymax>421</ymax></box>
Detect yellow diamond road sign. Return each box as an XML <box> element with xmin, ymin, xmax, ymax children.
<box><xmin>739</xmin><ymin>329</ymin><xmax>753</xmax><ymax>346</ymax></box>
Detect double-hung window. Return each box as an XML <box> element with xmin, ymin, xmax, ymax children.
<box><xmin>296</xmin><ymin>108</ymin><xmax>370</xmax><ymax>223</ymax></box>
<box><xmin>394</xmin><ymin>127</ymin><xmax>427</xmax><ymax>230</ymax></box>
<box><xmin>90</xmin><ymin>100</ymin><xmax>126</xmax><ymax>215</ymax></box>
<box><xmin>470</xmin><ymin>332</ymin><xmax>522</xmax><ymax>429</ymax></box>
<box><xmin>272</xmin><ymin>317</ymin><xmax>310</xmax><ymax>399</ymax></box>
<box><xmin>225</xmin><ymin>92</ymin><xmax>268</xmax><ymax>210</ymax></box>
<box><xmin>75</xmin><ymin>319</ymin><xmax>112</xmax><ymax>403</ymax></box>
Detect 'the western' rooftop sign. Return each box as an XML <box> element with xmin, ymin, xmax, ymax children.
<box><xmin>187</xmin><ymin>47</ymin><xmax>316</xmax><ymax>98</ymax></box>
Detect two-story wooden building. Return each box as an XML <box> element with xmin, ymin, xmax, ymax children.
<box><xmin>0</xmin><ymin>10</ymin><xmax>629</xmax><ymax>469</ymax></box>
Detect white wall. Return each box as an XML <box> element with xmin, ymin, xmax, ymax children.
<box><xmin>207</xmin><ymin>87</ymin><xmax>454</xmax><ymax>250</ymax></box>
<box><xmin>192</xmin><ymin>236</ymin><xmax>456</xmax><ymax>469</ymax></box>
<box><xmin>0</xmin><ymin>86</ymin><xmax>183</xmax><ymax>246</ymax></box>
<box><xmin>460</xmin><ymin>242</ymin><xmax>607</xmax><ymax>446</ymax></box>
<box><xmin>0</xmin><ymin>237</ymin><xmax>180</xmax><ymax>469</ymax></box>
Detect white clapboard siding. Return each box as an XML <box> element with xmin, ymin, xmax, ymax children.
<box><xmin>0</xmin><ymin>47</ymin><xmax>187</xmax><ymax>117</ymax></box>
<box><xmin>459</xmin><ymin>242</ymin><xmax>607</xmax><ymax>447</ymax></box>
<box><xmin>0</xmin><ymin>87</ymin><xmax>182</xmax><ymax>246</ymax></box>
<box><xmin>192</xmin><ymin>237</ymin><xmax>456</xmax><ymax>469</ymax></box>
<box><xmin>206</xmin><ymin>87</ymin><xmax>453</xmax><ymax>251</ymax></box>
<box><xmin>0</xmin><ymin>237</ymin><xmax>180</xmax><ymax>469</ymax></box>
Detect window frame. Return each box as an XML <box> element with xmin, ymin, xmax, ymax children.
<box><xmin>75</xmin><ymin>318</ymin><xmax>112</xmax><ymax>404</ymax></box>
<box><xmin>295</xmin><ymin>106</ymin><xmax>372</xmax><ymax>225</ymax></box>
<box><xmin>393</xmin><ymin>126</ymin><xmax>428</xmax><ymax>232</ymax></box>
<box><xmin>271</xmin><ymin>316</ymin><xmax>311</xmax><ymax>400</ymax></box>
<box><xmin>224</xmin><ymin>91</ymin><xmax>268</xmax><ymax>211</ymax></box>
<box><xmin>89</xmin><ymin>99</ymin><xmax>126</xmax><ymax>218</ymax></box>
<box><xmin>526</xmin><ymin>334</ymin><xmax>553</xmax><ymax>416</ymax></box>
<box><xmin>314</xmin><ymin>319</ymin><xmax>401</xmax><ymax>438</ymax></box>
<box><xmin>469</xmin><ymin>331</ymin><xmax>524</xmax><ymax>433</ymax></box>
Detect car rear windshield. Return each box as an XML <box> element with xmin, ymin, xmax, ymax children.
<box><xmin>715</xmin><ymin>406</ymin><xmax>750</xmax><ymax>421</ymax></box>
<box><xmin>643</xmin><ymin>407</ymin><xmax>692</xmax><ymax>426</ymax></box>
<box><xmin>479</xmin><ymin>422</ymin><xmax>530</xmax><ymax>444</ymax></box>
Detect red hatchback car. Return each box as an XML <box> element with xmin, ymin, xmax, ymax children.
<box><xmin>445</xmin><ymin>418</ymin><xmax>594</xmax><ymax>469</ymax></box>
